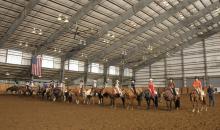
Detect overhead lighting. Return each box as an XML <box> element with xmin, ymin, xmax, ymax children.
<box><xmin>121</xmin><ymin>50</ymin><xmax>127</xmax><ymax>56</ymax></box>
<box><xmin>32</xmin><ymin>28</ymin><xmax>36</xmax><ymax>34</ymax></box>
<box><xmin>162</xmin><ymin>0</ymin><xmax>169</xmax><ymax>7</ymax></box>
<box><xmin>80</xmin><ymin>40</ymin><xmax>86</xmax><ymax>45</ymax></box>
<box><xmin>54</xmin><ymin>48</ymin><xmax>57</xmax><ymax>52</ymax></box>
<box><xmin>103</xmin><ymin>58</ymin><xmax>108</xmax><ymax>62</ymax></box>
<box><xmin>107</xmin><ymin>32</ymin><xmax>115</xmax><ymax>38</ymax></box>
<box><xmin>58</xmin><ymin>14</ymin><xmax>62</xmax><ymax>21</ymax></box>
<box><xmin>103</xmin><ymin>39</ymin><xmax>109</xmax><ymax>43</ymax></box>
<box><xmin>19</xmin><ymin>41</ymin><xmax>22</xmax><ymax>46</ymax></box>
<box><xmin>32</xmin><ymin>28</ymin><xmax>42</xmax><ymax>35</ymax></box>
<box><xmin>178</xmin><ymin>13</ymin><xmax>184</xmax><ymax>20</ymax></box>
<box><xmin>58</xmin><ymin>14</ymin><xmax>69</xmax><ymax>23</ymax></box>
<box><xmin>148</xmin><ymin>45</ymin><xmax>153</xmax><ymax>51</ymax></box>
<box><xmin>64</xmin><ymin>16</ymin><xmax>69</xmax><ymax>23</ymax></box>
<box><xmin>58</xmin><ymin>49</ymin><xmax>61</xmax><ymax>53</ymax></box>
<box><xmin>25</xmin><ymin>43</ymin><xmax>28</xmax><ymax>47</ymax></box>
<box><xmin>38</xmin><ymin>29</ymin><xmax>42</xmax><ymax>35</ymax></box>
<box><xmin>5</xmin><ymin>72</ymin><xmax>10</xmax><ymax>76</ymax></box>
<box><xmin>65</xmin><ymin>77</ymin><xmax>68</xmax><ymax>80</ymax></box>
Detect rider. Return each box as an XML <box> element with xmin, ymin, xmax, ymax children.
<box><xmin>79</xmin><ymin>80</ymin><xmax>84</xmax><ymax>95</ymax></box>
<box><xmin>131</xmin><ymin>79</ymin><xmax>136</xmax><ymax>95</ymax></box>
<box><xmin>115</xmin><ymin>80</ymin><xmax>122</xmax><ymax>96</ymax></box>
<box><xmin>93</xmin><ymin>80</ymin><xmax>97</xmax><ymax>88</ymax></box>
<box><xmin>167</xmin><ymin>78</ymin><xmax>177</xmax><ymax>96</ymax></box>
<box><xmin>148</xmin><ymin>78</ymin><xmax>156</xmax><ymax>96</ymax></box>
<box><xmin>25</xmin><ymin>81</ymin><xmax>30</xmax><ymax>90</ymax></box>
<box><xmin>192</xmin><ymin>76</ymin><xmax>202</xmax><ymax>95</ymax></box>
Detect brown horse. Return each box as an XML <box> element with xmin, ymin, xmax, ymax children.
<box><xmin>69</xmin><ymin>86</ymin><xmax>93</xmax><ymax>104</ymax></box>
<box><xmin>161</xmin><ymin>88</ymin><xmax>177</xmax><ymax>111</ymax></box>
<box><xmin>101</xmin><ymin>87</ymin><xmax>125</xmax><ymax>108</ymax></box>
<box><xmin>190</xmin><ymin>89</ymin><xmax>207</xmax><ymax>113</ymax></box>
<box><xmin>123</xmin><ymin>87</ymin><xmax>145</xmax><ymax>110</ymax></box>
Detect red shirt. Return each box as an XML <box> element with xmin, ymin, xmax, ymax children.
<box><xmin>148</xmin><ymin>82</ymin><xmax>155</xmax><ymax>96</ymax></box>
<box><xmin>192</xmin><ymin>80</ymin><xmax>202</xmax><ymax>89</ymax></box>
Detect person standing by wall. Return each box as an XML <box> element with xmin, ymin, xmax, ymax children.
<box><xmin>207</xmin><ymin>84</ymin><xmax>215</xmax><ymax>107</ymax></box>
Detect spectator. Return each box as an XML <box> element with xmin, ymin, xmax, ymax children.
<box><xmin>207</xmin><ymin>84</ymin><xmax>215</xmax><ymax>107</ymax></box>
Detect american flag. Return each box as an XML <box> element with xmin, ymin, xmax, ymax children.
<box><xmin>31</xmin><ymin>55</ymin><xmax>42</xmax><ymax>77</ymax></box>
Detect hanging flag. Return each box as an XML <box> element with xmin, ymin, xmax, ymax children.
<box><xmin>31</xmin><ymin>55</ymin><xmax>42</xmax><ymax>77</ymax></box>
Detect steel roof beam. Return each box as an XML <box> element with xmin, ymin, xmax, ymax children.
<box><xmin>109</xmin><ymin>1</ymin><xmax>220</xmax><ymax>65</ymax></box>
<box><xmin>35</xmin><ymin>0</ymin><xmax>103</xmax><ymax>55</ymax></box>
<box><xmin>64</xmin><ymin>0</ymin><xmax>155</xmax><ymax>60</ymax></box>
<box><xmin>89</xmin><ymin>0</ymin><xmax>197</xmax><ymax>62</ymax></box>
<box><xmin>134</xmin><ymin>22</ymin><xmax>220</xmax><ymax>70</ymax></box>
<box><xmin>0</xmin><ymin>0</ymin><xmax>40</xmax><ymax>48</ymax></box>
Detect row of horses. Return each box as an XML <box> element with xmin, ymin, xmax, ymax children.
<box><xmin>6</xmin><ymin>85</ymin><xmax>207</xmax><ymax>112</ymax></box>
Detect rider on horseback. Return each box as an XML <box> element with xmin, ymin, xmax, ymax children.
<box><xmin>131</xmin><ymin>79</ymin><xmax>136</xmax><ymax>95</ymax></box>
<box><xmin>192</xmin><ymin>76</ymin><xmax>202</xmax><ymax>95</ymax></box>
<box><xmin>148</xmin><ymin>78</ymin><xmax>156</xmax><ymax>96</ymax></box>
<box><xmin>79</xmin><ymin>80</ymin><xmax>84</xmax><ymax>96</ymax></box>
<box><xmin>114</xmin><ymin>80</ymin><xmax>123</xmax><ymax>96</ymax></box>
<box><xmin>167</xmin><ymin>78</ymin><xmax>177</xmax><ymax>96</ymax></box>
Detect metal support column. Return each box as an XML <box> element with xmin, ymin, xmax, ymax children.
<box><xmin>59</xmin><ymin>57</ymin><xmax>65</xmax><ymax>83</ymax></box>
<box><xmin>164</xmin><ymin>58</ymin><xmax>168</xmax><ymax>86</ymax></box>
<box><xmin>181</xmin><ymin>49</ymin><xmax>186</xmax><ymax>87</ymax></box>
<box><xmin>103</xmin><ymin>63</ymin><xmax>108</xmax><ymax>85</ymax></box>
<box><xmin>84</xmin><ymin>60</ymin><xmax>89</xmax><ymax>86</ymax></box>
<box><xmin>119</xmin><ymin>65</ymin><xmax>124</xmax><ymax>87</ymax></box>
<box><xmin>149</xmin><ymin>64</ymin><xmax>152</xmax><ymax>78</ymax></box>
<box><xmin>202</xmin><ymin>39</ymin><xmax>209</xmax><ymax>87</ymax></box>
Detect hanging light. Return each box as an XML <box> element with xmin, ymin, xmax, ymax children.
<box><xmin>5</xmin><ymin>72</ymin><xmax>10</xmax><ymax>76</ymax></box>
<box><xmin>25</xmin><ymin>43</ymin><xmax>28</xmax><ymax>47</ymax></box>
<box><xmin>65</xmin><ymin>77</ymin><xmax>68</xmax><ymax>80</ymax></box>
<box><xmin>32</xmin><ymin>28</ymin><xmax>36</xmax><ymax>34</ymax></box>
<box><xmin>121</xmin><ymin>50</ymin><xmax>127</xmax><ymax>56</ymax></box>
<box><xmin>19</xmin><ymin>41</ymin><xmax>22</xmax><ymax>46</ymax></box>
<box><xmin>64</xmin><ymin>16</ymin><xmax>69</xmax><ymax>23</ymax></box>
<box><xmin>58</xmin><ymin>14</ymin><xmax>62</xmax><ymax>21</ymax></box>
<box><xmin>38</xmin><ymin>29</ymin><xmax>42</xmax><ymax>35</ymax></box>
<box><xmin>148</xmin><ymin>45</ymin><xmax>153</xmax><ymax>51</ymax></box>
<box><xmin>178</xmin><ymin>13</ymin><xmax>184</xmax><ymax>20</ymax></box>
<box><xmin>54</xmin><ymin>48</ymin><xmax>57</xmax><ymax>52</ymax></box>
<box><xmin>58</xmin><ymin>49</ymin><xmax>61</xmax><ymax>53</ymax></box>
<box><xmin>162</xmin><ymin>0</ymin><xmax>169</xmax><ymax>7</ymax></box>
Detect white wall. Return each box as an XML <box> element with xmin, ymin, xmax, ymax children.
<box><xmin>135</xmin><ymin>33</ymin><xmax>220</xmax><ymax>88</ymax></box>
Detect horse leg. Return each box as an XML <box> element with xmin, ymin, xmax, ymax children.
<box><xmin>146</xmin><ymin>98</ymin><xmax>150</xmax><ymax>110</ymax></box>
<box><xmin>121</xmin><ymin>97</ymin><xmax>125</xmax><ymax>108</ymax></box>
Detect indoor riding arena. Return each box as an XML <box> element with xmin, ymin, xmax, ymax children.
<box><xmin>0</xmin><ymin>0</ymin><xmax>220</xmax><ymax>130</ymax></box>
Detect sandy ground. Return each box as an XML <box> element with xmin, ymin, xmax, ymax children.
<box><xmin>0</xmin><ymin>94</ymin><xmax>219</xmax><ymax>130</ymax></box>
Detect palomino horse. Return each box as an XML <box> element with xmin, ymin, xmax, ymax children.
<box><xmin>144</xmin><ymin>89</ymin><xmax>158</xmax><ymax>110</ymax></box>
<box><xmin>101</xmin><ymin>87</ymin><xmax>125</xmax><ymax>108</ymax></box>
<box><xmin>190</xmin><ymin>89</ymin><xmax>207</xmax><ymax>113</ymax></box>
<box><xmin>123</xmin><ymin>87</ymin><xmax>145</xmax><ymax>110</ymax></box>
<box><xmin>69</xmin><ymin>87</ymin><xmax>93</xmax><ymax>104</ymax></box>
<box><xmin>161</xmin><ymin>88</ymin><xmax>178</xmax><ymax>111</ymax></box>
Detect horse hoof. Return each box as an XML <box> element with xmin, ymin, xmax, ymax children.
<box><xmin>197</xmin><ymin>110</ymin><xmax>200</xmax><ymax>113</ymax></box>
<box><xmin>192</xmin><ymin>109</ymin><xmax>195</xmax><ymax>113</ymax></box>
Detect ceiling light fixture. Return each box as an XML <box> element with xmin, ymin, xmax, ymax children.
<box><xmin>5</xmin><ymin>72</ymin><xmax>10</xmax><ymax>76</ymax></box>
<box><xmin>162</xmin><ymin>0</ymin><xmax>169</xmax><ymax>7</ymax></box>
<box><xmin>32</xmin><ymin>28</ymin><xmax>43</xmax><ymax>35</ymax></box>
<box><xmin>57</xmin><ymin>14</ymin><xmax>69</xmax><ymax>23</ymax></box>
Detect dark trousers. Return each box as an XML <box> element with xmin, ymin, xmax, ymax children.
<box><xmin>209</xmin><ymin>95</ymin><xmax>215</xmax><ymax>107</ymax></box>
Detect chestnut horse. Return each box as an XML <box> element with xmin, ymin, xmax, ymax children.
<box><xmin>123</xmin><ymin>87</ymin><xmax>145</xmax><ymax>110</ymax></box>
<box><xmin>190</xmin><ymin>89</ymin><xmax>207</xmax><ymax>113</ymax></box>
<box><xmin>101</xmin><ymin>87</ymin><xmax>125</xmax><ymax>108</ymax></box>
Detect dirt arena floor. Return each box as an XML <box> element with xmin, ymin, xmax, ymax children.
<box><xmin>0</xmin><ymin>94</ymin><xmax>219</xmax><ymax>130</ymax></box>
